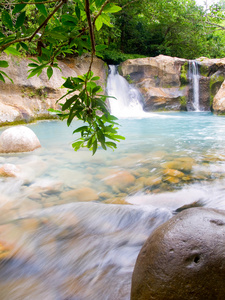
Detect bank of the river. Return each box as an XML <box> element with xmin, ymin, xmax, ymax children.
<box><xmin>1</xmin><ymin>54</ymin><xmax>225</xmax><ymax>126</ymax></box>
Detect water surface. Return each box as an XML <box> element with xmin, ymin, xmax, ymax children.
<box><xmin>1</xmin><ymin>112</ymin><xmax>225</xmax><ymax>299</ymax></box>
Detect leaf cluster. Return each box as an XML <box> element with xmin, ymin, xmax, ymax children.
<box><xmin>50</xmin><ymin>70</ymin><xmax>125</xmax><ymax>155</ymax></box>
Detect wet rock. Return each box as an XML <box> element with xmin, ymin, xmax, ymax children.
<box><xmin>131</xmin><ymin>207</ymin><xmax>225</xmax><ymax>300</ymax></box>
<box><xmin>0</xmin><ymin>164</ymin><xmax>20</xmax><ymax>177</ymax></box>
<box><xmin>61</xmin><ymin>187</ymin><xmax>99</xmax><ymax>202</ymax></box>
<box><xmin>104</xmin><ymin>170</ymin><xmax>135</xmax><ymax>191</ymax></box>
<box><xmin>163</xmin><ymin>168</ymin><xmax>184</xmax><ymax>178</ymax></box>
<box><xmin>0</xmin><ymin>241</ymin><xmax>13</xmax><ymax>260</ymax></box>
<box><xmin>163</xmin><ymin>175</ymin><xmax>180</xmax><ymax>184</ymax></box>
<box><xmin>161</xmin><ymin>159</ymin><xmax>194</xmax><ymax>172</ymax></box>
<box><xmin>145</xmin><ymin>176</ymin><xmax>162</xmax><ymax>186</ymax></box>
<box><xmin>0</xmin><ymin>126</ymin><xmax>41</xmax><ymax>153</ymax></box>
<box><xmin>120</xmin><ymin>55</ymin><xmax>187</xmax><ymax>111</ymax></box>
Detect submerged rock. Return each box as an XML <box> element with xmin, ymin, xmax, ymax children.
<box><xmin>131</xmin><ymin>207</ymin><xmax>225</xmax><ymax>300</ymax></box>
<box><xmin>0</xmin><ymin>126</ymin><xmax>41</xmax><ymax>153</ymax></box>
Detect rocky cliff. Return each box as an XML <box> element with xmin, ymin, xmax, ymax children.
<box><xmin>119</xmin><ymin>55</ymin><xmax>225</xmax><ymax>113</ymax></box>
<box><xmin>1</xmin><ymin>53</ymin><xmax>225</xmax><ymax>125</ymax></box>
<box><xmin>0</xmin><ymin>54</ymin><xmax>107</xmax><ymax>125</ymax></box>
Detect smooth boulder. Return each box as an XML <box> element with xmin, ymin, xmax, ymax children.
<box><xmin>131</xmin><ymin>207</ymin><xmax>225</xmax><ymax>300</ymax></box>
<box><xmin>0</xmin><ymin>126</ymin><xmax>41</xmax><ymax>153</ymax></box>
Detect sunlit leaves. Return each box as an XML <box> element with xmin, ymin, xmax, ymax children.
<box><xmin>4</xmin><ymin>46</ymin><xmax>21</xmax><ymax>56</ymax></box>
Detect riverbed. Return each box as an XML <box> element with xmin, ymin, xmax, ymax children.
<box><xmin>1</xmin><ymin>112</ymin><xmax>225</xmax><ymax>299</ymax></box>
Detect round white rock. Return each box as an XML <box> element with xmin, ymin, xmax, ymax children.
<box><xmin>0</xmin><ymin>126</ymin><xmax>41</xmax><ymax>153</ymax></box>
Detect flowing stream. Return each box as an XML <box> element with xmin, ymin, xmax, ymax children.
<box><xmin>1</xmin><ymin>69</ymin><xmax>225</xmax><ymax>299</ymax></box>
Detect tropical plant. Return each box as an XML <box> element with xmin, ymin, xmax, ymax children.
<box><xmin>0</xmin><ymin>0</ymin><xmax>125</xmax><ymax>154</ymax></box>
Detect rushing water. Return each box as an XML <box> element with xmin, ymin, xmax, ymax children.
<box><xmin>1</xmin><ymin>112</ymin><xmax>225</xmax><ymax>299</ymax></box>
<box><xmin>189</xmin><ymin>61</ymin><xmax>200</xmax><ymax>111</ymax></box>
<box><xmin>107</xmin><ymin>65</ymin><xmax>147</xmax><ymax>118</ymax></box>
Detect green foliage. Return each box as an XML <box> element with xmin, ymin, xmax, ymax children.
<box><xmin>50</xmin><ymin>70</ymin><xmax>125</xmax><ymax>154</ymax></box>
<box><xmin>0</xmin><ymin>0</ymin><xmax>125</xmax><ymax>154</ymax></box>
<box><xmin>100</xmin><ymin>49</ymin><xmax>146</xmax><ymax>64</ymax></box>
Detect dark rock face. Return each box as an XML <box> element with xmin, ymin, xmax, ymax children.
<box><xmin>131</xmin><ymin>207</ymin><xmax>225</xmax><ymax>300</ymax></box>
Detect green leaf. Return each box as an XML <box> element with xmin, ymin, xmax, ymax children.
<box><xmin>61</xmin><ymin>14</ymin><xmax>77</xmax><ymax>25</ymax></box>
<box><xmin>0</xmin><ymin>32</ymin><xmax>5</xmax><ymax>38</ymax></box>
<box><xmin>28</xmin><ymin>63</ymin><xmax>39</xmax><ymax>68</ymax></box>
<box><xmin>92</xmin><ymin>86</ymin><xmax>102</xmax><ymax>94</ymax></box>
<box><xmin>75</xmin><ymin>5</ymin><xmax>80</xmax><ymax>19</ymax></box>
<box><xmin>0</xmin><ymin>70</ymin><xmax>13</xmax><ymax>83</ymax></box>
<box><xmin>101</xmin><ymin>14</ymin><xmax>113</xmax><ymax>27</ymax></box>
<box><xmin>4</xmin><ymin>47</ymin><xmax>21</xmax><ymax>56</ymax></box>
<box><xmin>63</xmin><ymin>77</ymin><xmax>74</xmax><ymax>89</ymax></box>
<box><xmin>73</xmin><ymin>126</ymin><xmax>89</xmax><ymax>134</ymax></box>
<box><xmin>105</xmin><ymin>141</ymin><xmax>117</xmax><ymax>149</ymax></box>
<box><xmin>103</xmin><ymin>4</ymin><xmax>122</xmax><ymax>13</ymax></box>
<box><xmin>20</xmin><ymin>42</ymin><xmax>29</xmax><ymax>51</ymax></box>
<box><xmin>95</xmin><ymin>0</ymin><xmax>105</xmax><ymax>8</ymax></box>
<box><xmin>95</xmin><ymin>16</ymin><xmax>103</xmax><ymax>31</ymax></box>
<box><xmin>91</xmin><ymin>76</ymin><xmax>100</xmax><ymax>81</ymax></box>
<box><xmin>92</xmin><ymin>139</ymin><xmax>98</xmax><ymax>155</ymax></box>
<box><xmin>13</xmin><ymin>0</ymin><xmax>28</xmax><ymax>14</ymax></box>
<box><xmin>2</xmin><ymin>11</ymin><xmax>14</xmax><ymax>31</ymax></box>
<box><xmin>95</xmin><ymin>44</ymin><xmax>107</xmax><ymax>51</ymax></box>
<box><xmin>72</xmin><ymin>140</ymin><xmax>84</xmax><ymax>151</ymax></box>
<box><xmin>62</xmin><ymin>95</ymin><xmax>78</xmax><ymax>111</ymax></box>
<box><xmin>36</xmin><ymin>3</ymin><xmax>48</xmax><ymax>17</ymax></box>
<box><xmin>47</xmin><ymin>66</ymin><xmax>53</xmax><ymax>80</ymax></box>
<box><xmin>0</xmin><ymin>73</ymin><xmax>5</xmax><ymax>83</ymax></box>
<box><xmin>15</xmin><ymin>12</ymin><xmax>26</xmax><ymax>29</ymax></box>
<box><xmin>0</xmin><ymin>61</ymin><xmax>9</xmax><ymax>68</ymax></box>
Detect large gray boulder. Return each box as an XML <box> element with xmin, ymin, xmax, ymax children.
<box><xmin>131</xmin><ymin>207</ymin><xmax>225</xmax><ymax>300</ymax></box>
<box><xmin>0</xmin><ymin>126</ymin><xmax>41</xmax><ymax>153</ymax></box>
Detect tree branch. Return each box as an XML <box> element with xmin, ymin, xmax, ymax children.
<box><xmin>0</xmin><ymin>0</ymin><xmax>66</xmax><ymax>52</ymax></box>
<box><xmin>1</xmin><ymin>0</ymin><xmax>59</xmax><ymax>4</ymax></box>
<box><xmin>205</xmin><ymin>20</ymin><xmax>225</xmax><ymax>30</ymax></box>
<box><xmin>93</xmin><ymin>0</ymin><xmax>110</xmax><ymax>27</ymax></box>
<box><xmin>85</xmin><ymin>0</ymin><xmax>95</xmax><ymax>55</ymax></box>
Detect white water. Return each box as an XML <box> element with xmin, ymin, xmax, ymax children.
<box><xmin>189</xmin><ymin>61</ymin><xmax>200</xmax><ymax>111</ymax></box>
<box><xmin>107</xmin><ymin>65</ymin><xmax>149</xmax><ymax>119</ymax></box>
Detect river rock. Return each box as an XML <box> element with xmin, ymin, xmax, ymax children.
<box><xmin>104</xmin><ymin>170</ymin><xmax>135</xmax><ymax>191</ymax></box>
<box><xmin>213</xmin><ymin>79</ymin><xmax>225</xmax><ymax>113</ymax></box>
<box><xmin>61</xmin><ymin>187</ymin><xmax>99</xmax><ymax>202</ymax></box>
<box><xmin>0</xmin><ymin>163</ymin><xmax>20</xmax><ymax>177</ymax></box>
<box><xmin>131</xmin><ymin>207</ymin><xmax>225</xmax><ymax>300</ymax></box>
<box><xmin>0</xmin><ymin>126</ymin><xmax>41</xmax><ymax>153</ymax></box>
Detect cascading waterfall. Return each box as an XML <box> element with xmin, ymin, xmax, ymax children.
<box><xmin>189</xmin><ymin>60</ymin><xmax>200</xmax><ymax>111</ymax></box>
<box><xmin>106</xmin><ymin>65</ymin><xmax>148</xmax><ymax>119</ymax></box>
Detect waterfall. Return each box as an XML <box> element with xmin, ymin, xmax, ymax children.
<box><xmin>106</xmin><ymin>65</ymin><xmax>147</xmax><ymax>119</ymax></box>
<box><xmin>189</xmin><ymin>61</ymin><xmax>200</xmax><ymax>111</ymax></box>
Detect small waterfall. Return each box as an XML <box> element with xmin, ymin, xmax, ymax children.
<box><xmin>189</xmin><ymin>61</ymin><xmax>200</xmax><ymax>111</ymax></box>
<box><xmin>106</xmin><ymin>65</ymin><xmax>147</xmax><ymax>119</ymax></box>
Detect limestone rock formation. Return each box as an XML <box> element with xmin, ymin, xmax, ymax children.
<box><xmin>213</xmin><ymin>79</ymin><xmax>225</xmax><ymax>113</ymax></box>
<box><xmin>120</xmin><ymin>55</ymin><xmax>188</xmax><ymax>111</ymax></box>
<box><xmin>0</xmin><ymin>126</ymin><xmax>41</xmax><ymax>153</ymax></box>
<box><xmin>196</xmin><ymin>57</ymin><xmax>225</xmax><ymax>112</ymax></box>
<box><xmin>0</xmin><ymin>54</ymin><xmax>107</xmax><ymax>125</ymax></box>
<box><xmin>119</xmin><ymin>55</ymin><xmax>225</xmax><ymax>112</ymax></box>
<box><xmin>131</xmin><ymin>207</ymin><xmax>225</xmax><ymax>300</ymax></box>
